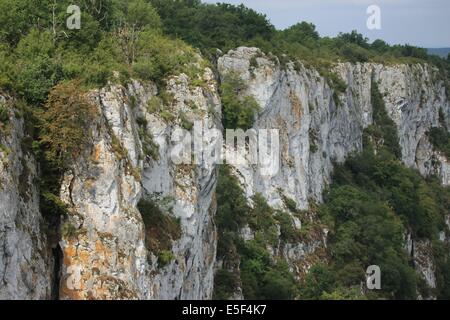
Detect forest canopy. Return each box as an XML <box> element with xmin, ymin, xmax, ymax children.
<box><xmin>0</xmin><ymin>0</ymin><xmax>449</xmax><ymax>102</ymax></box>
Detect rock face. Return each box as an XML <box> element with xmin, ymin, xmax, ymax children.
<box><xmin>218</xmin><ymin>48</ymin><xmax>449</xmax><ymax>211</ymax></box>
<box><xmin>58</xmin><ymin>66</ymin><xmax>221</xmax><ymax>299</ymax></box>
<box><xmin>58</xmin><ymin>81</ymin><xmax>148</xmax><ymax>300</ymax></box>
<box><xmin>372</xmin><ymin>63</ymin><xmax>450</xmax><ymax>185</ymax></box>
<box><xmin>140</xmin><ymin>71</ymin><xmax>221</xmax><ymax>300</ymax></box>
<box><xmin>217</xmin><ymin>47</ymin><xmax>450</xmax><ymax>292</ymax></box>
<box><xmin>217</xmin><ymin>48</ymin><xmax>376</xmax><ymax>278</ymax></box>
<box><xmin>0</xmin><ymin>95</ymin><xmax>53</xmax><ymax>299</ymax></box>
<box><xmin>0</xmin><ymin>47</ymin><xmax>449</xmax><ymax>300</ymax></box>
<box><xmin>219</xmin><ymin>49</ymin><xmax>363</xmax><ymax>208</ymax></box>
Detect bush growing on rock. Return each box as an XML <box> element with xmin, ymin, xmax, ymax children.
<box><xmin>0</xmin><ymin>103</ymin><xmax>9</xmax><ymax>125</ymax></box>
<box><xmin>220</xmin><ymin>72</ymin><xmax>260</xmax><ymax>130</ymax></box>
<box><xmin>38</xmin><ymin>81</ymin><xmax>98</xmax><ymax>169</ymax></box>
<box><xmin>137</xmin><ymin>194</ymin><xmax>181</xmax><ymax>268</ymax></box>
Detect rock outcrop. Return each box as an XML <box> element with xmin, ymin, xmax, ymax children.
<box><xmin>372</xmin><ymin>63</ymin><xmax>450</xmax><ymax>185</ymax></box>
<box><xmin>0</xmin><ymin>95</ymin><xmax>53</xmax><ymax>299</ymax></box>
<box><xmin>218</xmin><ymin>48</ymin><xmax>449</xmax><ymax>211</ymax></box>
<box><xmin>59</xmin><ymin>67</ymin><xmax>221</xmax><ymax>299</ymax></box>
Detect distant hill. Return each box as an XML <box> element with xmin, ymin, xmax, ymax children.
<box><xmin>427</xmin><ymin>48</ymin><xmax>450</xmax><ymax>58</ymax></box>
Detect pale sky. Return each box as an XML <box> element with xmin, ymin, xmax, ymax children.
<box><xmin>203</xmin><ymin>0</ymin><xmax>450</xmax><ymax>48</ymax></box>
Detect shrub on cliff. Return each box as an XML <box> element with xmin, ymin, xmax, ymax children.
<box><xmin>38</xmin><ymin>81</ymin><xmax>98</xmax><ymax>169</ymax></box>
<box><xmin>215</xmin><ymin>165</ymin><xmax>298</xmax><ymax>299</ymax></box>
<box><xmin>137</xmin><ymin>194</ymin><xmax>181</xmax><ymax>268</ymax></box>
<box><xmin>370</xmin><ymin>80</ymin><xmax>402</xmax><ymax>158</ymax></box>
<box><xmin>221</xmin><ymin>72</ymin><xmax>260</xmax><ymax>130</ymax></box>
<box><xmin>0</xmin><ymin>103</ymin><xmax>9</xmax><ymax>125</ymax></box>
<box><xmin>428</xmin><ymin>127</ymin><xmax>450</xmax><ymax>159</ymax></box>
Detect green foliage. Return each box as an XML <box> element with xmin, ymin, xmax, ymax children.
<box><xmin>40</xmin><ymin>190</ymin><xmax>69</xmax><ymax>218</ymax></box>
<box><xmin>147</xmin><ymin>96</ymin><xmax>163</xmax><ymax>113</ymax></box>
<box><xmin>0</xmin><ymin>0</ymin><xmax>200</xmax><ymax>102</ymax></box>
<box><xmin>215</xmin><ymin>165</ymin><xmax>297</xmax><ymax>299</ymax></box>
<box><xmin>320</xmin><ymin>286</ymin><xmax>367</xmax><ymax>300</ymax></box>
<box><xmin>238</xmin><ymin>240</ymin><xmax>296</xmax><ymax>300</ymax></box>
<box><xmin>61</xmin><ymin>222</ymin><xmax>77</xmax><ymax>239</ymax></box>
<box><xmin>150</xmin><ymin>0</ymin><xmax>450</xmax><ymax>88</ymax></box>
<box><xmin>327</xmin><ymin>72</ymin><xmax>347</xmax><ymax>94</ymax></box>
<box><xmin>247</xmin><ymin>193</ymin><xmax>279</xmax><ymax>246</ymax></box>
<box><xmin>428</xmin><ymin>127</ymin><xmax>450</xmax><ymax>159</ymax></box>
<box><xmin>337</xmin><ymin>31</ymin><xmax>370</xmax><ymax>48</ymax></box>
<box><xmin>280</xmin><ymin>22</ymin><xmax>319</xmax><ymax>48</ymax></box>
<box><xmin>340</xmin><ymin>43</ymin><xmax>370</xmax><ymax>63</ymax></box>
<box><xmin>179</xmin><ymin>111</ymin><xmax>193</xmax><ymax>131</ymax></box>
<box><xmin>369</xmin><ymin>80</ymin><xmax>402</xmax><ymax>158</ymax></box>
<box><xmin>274</xmin><ymin>211</ymin><xmax>297</xmax><ymax>242</ymax></box>
<box><xmin>309</xmin><ymin>123</ymin><xmax>450</xmax><ymax>298</ymax></box>
<box><xmin>133</xmin><ymin>30</ymin><xmax>196</xmax><ymax>84</ymax></box>
<box><xmin>320</xmin><ymin>71</ymin><xmax>347</xmax><ymax>107</ymax></box>
<box><xmin>160</xmin><ymin>110</ymin><xmax>175</xmax><ymax>122</ymax></box>
<box><xmin>157</xmin><ymin>250</ymin><xmax>175</xmax><ymax>268</ymax></box>
<box><xmin>221</xmin><ymin>72</ymin><xmax>260</xmax><ymax>130</ymax></box>
<box><xmin>299</xmin><ymin>264</ymin><xmax>336</xmax><ymax>299</ymax></box>
<box><xmin>122</xmin><ymin>0</ymin><xmax>162</xmax><ymax>30</ymax></box>
<box><xmin>1</xmin><ymin>0</ymin><xmax>448</xmax><ymax>108</ymax></box>
<box><xmin>0</xmin><ymin>1</ymin><xmax>126</xmax><ymax>98</ymax></box>
<box><xmin>0</xmin><ymin>43</ymin><xmax>14</xmax><ymax>89</ymax></box>
<box><xmin>66</xmin><ymin>37</ymin><xmax>126</xmax><ymax>87</ymax></box>
<box><xmin>249</xmin><ymin>56</ymin><xmax>258</xmax><ymax>69</ymax></box>
<box><xmin>216</xmin><ymin>165</ymin><xmax>250</xmax><ymax>237</ymax></box>
<box><xmin>14</xmin><ymin>29</ymin><xmax>61</xmax><ymax>104</ymax></box>
<box><xmin>213</xmin><ymin>269</ymin><xmax>240</xmax><ymax>300</ymax></box>
<box><xmin>151</xmin><ymin>0</ymin><xmax>274</xmax><ymax>53</ymax></box>
<box><xmin>38</xmin><ymin>81</ymin><xmax>98</xmax><ymax>169</ymax></box>
<box><xmin>0</xmin><ymin>0</ymin><xmax>44</xmax><ymax>46</ymax></box>
<box><xmin>309</xmin><ymin>128</ymin><xmax>319</xmax><ymax>153</ymax></box>
<box><xmin>433</xmin><ymin>240</ymin><xmax>450</xmax><ymax>299</ymax></box>
<box><xmin>0</xmin><ymin>103</ymin><xmax>9</xmax><ymax>125</ymax></box>
<box><xmin>299</xmin><ymin>76</ymin><xmax>450</xmax><ymax>299</ymax></box>
<box><xmin>281</xmin><ymin>194</ymin><xmax>299</xmax><ymax>213</ymax></box>
<box><xmin>137</xmin><ymin>194</ymin><xmax>181</xmax><ymax>268</ymax></box>
<box><xmin>136</xmin><ymin>115</ymin><xmax>159</xmax><ymax>161</ymax></box>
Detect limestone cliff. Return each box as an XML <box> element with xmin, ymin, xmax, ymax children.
<box><xmin>217</xmin><ymin>47</ymin><xmax>450</xmax><ymax>295</ymax></box>
<box><xmin>58</xmin><ymin>65</ymin><xmax>221</xmax><ymax>299</ymax></box>
<box><xmin>218</xmin><ymin>47</ymin><xmax>449</xmax><ymax>211</ymax></box>
<box><xmin>0</xmin><ymin>46</ymin><xmax>449</xmax><ymax>300</ymax></box>
<box><xmin>0</xmin><ymin>95</ymin><xmax>53</xmax><ymax>299</ymax></box>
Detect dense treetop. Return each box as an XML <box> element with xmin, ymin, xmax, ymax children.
<box><xmin>150</xmin><ymin>1</ymin><xmax>450</xmax><ymax>72</ymax></box>
<box><xmin>0</xmin><ymin>0</ymin><xmax>449</xmax><ymax>103</ymax></box>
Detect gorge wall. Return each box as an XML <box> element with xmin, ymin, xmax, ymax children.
<box><xmin>0</xmin><ymin>47</ymin><xmax>449</xmax><ymax>299</ymax></box>
<box><xmin>216</xmin><ymin>47</ymin><xmax>450</xmax><ymax>298</ymax></box>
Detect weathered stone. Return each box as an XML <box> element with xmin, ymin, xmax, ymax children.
<box><xmin>0</xmin><ymin>95</ymin><xmax>53</xmax><ymax>300</ymax></box>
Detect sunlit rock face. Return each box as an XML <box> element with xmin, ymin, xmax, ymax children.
<box><xmin>58</xmin><ymin>66</ymin><xmax>221</xmax><ymax>300</ymax></box>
